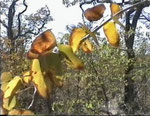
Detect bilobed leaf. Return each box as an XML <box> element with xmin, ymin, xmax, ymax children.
<box><xmin>4</xmin><ymin>76</ymin><xmax>23</xmax><ymax>98</ymax></box>
<box><xmin>84</xmin><ymin>4</ymin><xmax>106</xmax><ymax>21</ymax></box>
<box><xmin>27</xmin><ymin>29</ymin><xmax>57</xmax><ymax>59</ymax></box>
<box><xmin>58</xmin><ymin>44</ymin><xmax>84</xmax><ymax>70</ymax></box>
<box><xmin>70</xmin><ymin>28</ymin><xmax>87</xmax><ymax>53</ymax></box>
<box><xmin>3</xmin><ymin>95</ymin><xmax>18</xmax><ymax>110</ymax></box>
<box><xmin>81</xmin><ymin>40</ymin><xmax>93</xmax><ymax>53</ymax></box>
<box><xmin>1</xmin><ymin>72</ymin><xmax>12</xmax><ymax>84</ymax></box>
<box><xmin>31</xmin><ymin>59</ymin><xmax>51</xmax><ymax>98</ymax></box>
<box><xmin>103</xmin><ymin>22</ymin><xmax>120</xmax><ymax>47</ymax></box>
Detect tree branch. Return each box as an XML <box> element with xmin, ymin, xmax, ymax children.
<box><xmin>80</xmin><ymin>0</ymin><xmax>150</xmax><ymax>45</ymax></box>
<box><xmin>0</xmin><ymin>19</ymin><xmax>8</xmax><ymax>29</ymax></box>
<box><xmin>7</xmin><ymin>0</ymin><xmax>18</xmax><ymax>39</ymax></box>
<box><xmin>14</xmin><ymin>0</ymin><xmax>28</xmax><ymax>40</ymax></box>
<box><xmin>20</xmin><ymin>5</ymin><xmax>50</xmax><ymax>36</ymax></box>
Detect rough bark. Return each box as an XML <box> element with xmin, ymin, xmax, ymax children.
<box><xmin>124</xmin><ymin>5</ymin><xmax>145</xmax><ymax>114</ymax></box>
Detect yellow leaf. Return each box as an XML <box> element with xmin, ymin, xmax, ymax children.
<box><xmin>4</xmin><ymin>76</ymin><xmax>22</xmax><ymax>98</ymax></box>
<box><xmin>23</xmin><ymin>71</ymin><xmax>32</xmax><ymax>84</ymax></box>
<box><xmin>103</xmin><ymin>22</ymin><xmax>120</xmax><ymax>47</ymax></box>
<box><xmin>110</xmin><ymin>3</ymin><xmax>122</xmax><ymax>19</ymax></box>
<box><xmin>3</xmin><ymin>95</ymin><xmax>18</xmax><ymax>110</ymax></box>
<box><xmin>1</xmin><ymin>83</ymin><xmax>8</xmax><ymax>92</ymax></box>
<box><xmin>1</xmin><ymin>72</ymin><xmax>12</xmax><ymax>84</ymax></box>
<box><xmin>58</xmin><ymin>44</ymin><xmax>84</xmax><ymax>70</ymax></box>
<box><xmin>84</xmin><ymin>4</ymin><xmax>106</xmax><ymax>21</ymax></box>
<box><xmin>81</xmin><ymin>40</ymin><xmax>93</xmax><ymax>53</ymax></box>
<box><xmin>31</xmin><ymin>59</ymin><xmax>51</xmax><ymax>98</ymax></box>
<box><xmin>70</xmin><ymin>28</ymin><xmax>87</xmax><ymax>53</ymax></box>
<box><xmin>110</xmin><ymin>3</ymin><xmax>124</xmax><ymax>28</ymax></box>
<box><xmin>8</xmin><ymin>109</ymin><xmax>34</xmax><ymax>115</ymax></box>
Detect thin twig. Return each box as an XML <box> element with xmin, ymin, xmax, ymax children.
<box><xmin>27</xmin><ymin>85</ymin><xmax>37</xmax><ymax>109</ymax></box>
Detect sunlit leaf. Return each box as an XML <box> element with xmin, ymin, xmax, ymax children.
<box><xmin>110</xmin><ymin>3</ymin><xmax>122</xmax><ymax>19</ymax></box>
<box><xmin>4</xmin><ymin>76</ymin><xmax>23</xmax><ymax>98</ymax></box>
<box><xmin>27</xmin><ymin>29</ymin><xmax>57</xmax><ymax>59</ymax></box>
<box><xmin>81</xmin><ymin>40</ymin><xmax>93</xmax><ymax>53</ymax></box>
<box><xmin>1</xmin><ymin>83</ymin><xmax>8</xmax><ymax>92</ymax></box>
<box><xmin>31</xmin><ymin>59</ymin><xmax>51</xmax><ymax>98</ymax></box>
<box><xmin>23</xmin><ymin>71</ymin><xmax>32</xmax><ymax>84</ymax></box>
<box><xmin>58</xmin><ymin>44</ymin><xmax>84</xmax><ymax>70</ymax></box>
<box><xmin>103</xmin><ymin>22</ymin><xmax>120</xmax><ymax>47</ymax></box>
<box><xmin>70</xmin><ymin>28</ymin><xmax>87</xmax><ymax>53</ymax></box>
<box><xmin>1</xmin><ymin>72</ymin><xmax>12</xmax><ymax>84</ymax></box>
<box><xmin>3</xmin><ymin>95</ymin><xmax>18</xmax><ymax>111</ymax></box>
<box><xmin>84</xmin><ymin>4</ymin><xmax>106</xmax><ymax>21</ymax></box>
<box><xmin>110</xmin><ymin>3</ymin><xmax>124</xmax><ymax>28</ymax></box>
<box><xmin>8</xmin><ymin>109</ymin><xmax>34</xmax><ymax>115</ymax></box>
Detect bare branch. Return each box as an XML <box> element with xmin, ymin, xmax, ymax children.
<box><xmin>14</xmin><ymin>0</ymin><xmax>28</xmax><ymax>40</ymax></box>
<box><xmin>0</xmin><ymin>19</ymin><xmax>8</xmax><ymax>29</ymax></box>
<box><xmin>140</xmin><ymin>13</ymin><xmax>150</xmax><ymax>21</ymax></box>
<box><xmin>20</xmin><ymin>5</ymin><xmax>50</xmax><ymax>36</ymax></box>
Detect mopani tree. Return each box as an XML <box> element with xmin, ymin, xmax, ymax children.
<box><xmin>0</xmin><ymin>0</ymin><xmax>150</xmax><ymax>115</ymax></box>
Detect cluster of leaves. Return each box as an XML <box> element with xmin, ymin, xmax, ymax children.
<box><xmin>0</xmin><ymin>2</ymin><xmax>125</xmax><ymax>115</ymax></box>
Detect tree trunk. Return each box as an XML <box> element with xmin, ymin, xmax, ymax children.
<box><xmin>124</xmin><ymin>7</ymin><xmax>143</xmax><ymax>114</ymax></box>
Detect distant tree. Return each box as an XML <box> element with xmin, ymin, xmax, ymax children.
<box><xmin>0</xmin><ymin>0</ymin><xmax>52</xmax><ymax>74</ymax></box>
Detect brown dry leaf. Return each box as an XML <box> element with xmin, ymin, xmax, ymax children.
<box><xmin>84</xmin><ymin>4</ymin><xmax>106</xmax><ymax>21</ymax></box>
<box><xmin>103</xmin><ymin>22</ymin><xmax>120</xmax><ymax>47</ymax></box>
<box><xmin>27</xmin><ymin>29</ymin><xmax>56</xmax><ymax>59</ymax></box>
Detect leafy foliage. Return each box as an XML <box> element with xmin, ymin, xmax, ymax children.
<box><xmin>1</xmin><ymin>0</ymin><xmax>150</xmax><ymax>115</ymax></box>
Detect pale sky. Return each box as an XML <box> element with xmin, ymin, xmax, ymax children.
<box><xmin>25</xmin><ymin>0</ymin><xmax>83</xmax><ymax>37</ymax></box>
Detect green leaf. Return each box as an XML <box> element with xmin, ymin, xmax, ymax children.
<box><xmin>58</xmin><ymin>44</ymin><xmax>84</xmax><ymax>70</ymax></box>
